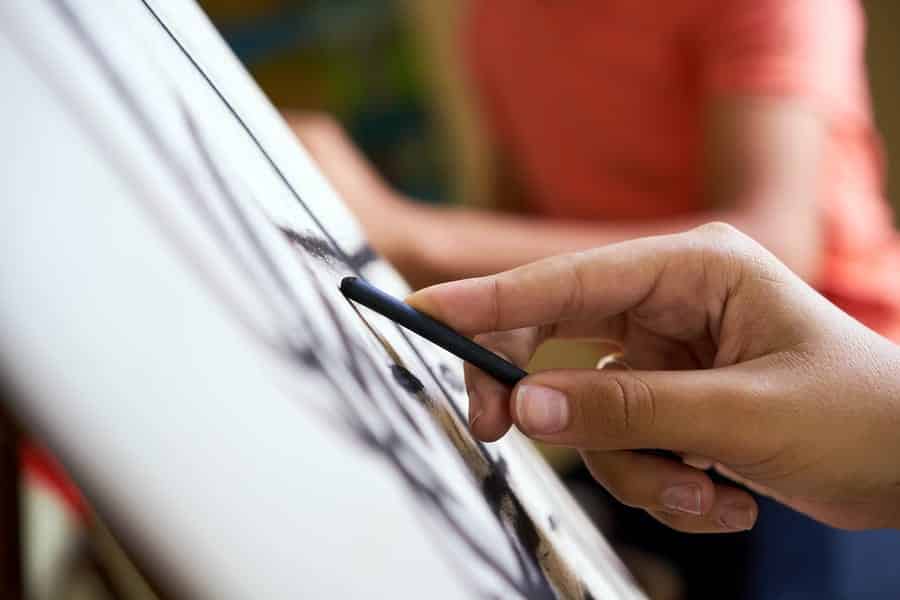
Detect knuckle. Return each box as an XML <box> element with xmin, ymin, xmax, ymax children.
<box><xmin>687</xmin><ymin>224</ymin><xmax>758</xmax><ymax>292</ymax></box>
<box><xmin>691</xmin><ymin>223</ymin><xmax>749</xmax><ymax>263</ymax></box>
<box><xmin>597</xmin><ymin>374</ymin><xmax>657</xmax><ymax>440</ymax></box>
<box><xmin>693</xmin><ymin>221</ymin><xmax>741</xmax><ymax>241</ymax></box>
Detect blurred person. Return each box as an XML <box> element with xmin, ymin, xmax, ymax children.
<box><xmin>288</xmin><ymin>1</ymin><xmax>900</xmax><ymax>597</ymax></box>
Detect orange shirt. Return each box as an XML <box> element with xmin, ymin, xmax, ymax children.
<box><xmin>465</xmin><ymin>0</ymin><xmax>900</xmax><ymax>339</ymax></box>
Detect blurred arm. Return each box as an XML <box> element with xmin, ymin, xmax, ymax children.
<box><xmin>405</xmin><ymin>96</ymin><xmax>824</xmax><ymax>285</ymax></box>
<box><xmin>288</xmin><ymin>99</ymin><xmax>825</xmax><ymax>289</ymax></box>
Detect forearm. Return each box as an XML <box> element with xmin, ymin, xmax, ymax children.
<box><xmin>399</xmin><ymin>201</ymin><xmax>821</xmax><ymax>289</ymax></box>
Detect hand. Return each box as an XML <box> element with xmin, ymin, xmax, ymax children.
<box><xmin>408</xmin><ymin>223</ymin><xmax>900</xmax><ymax>533</ymax></box>
<box><xmin>283</xmin><ymin>111</ymin><xmax>420</xmax><ymax>268</ymax></box>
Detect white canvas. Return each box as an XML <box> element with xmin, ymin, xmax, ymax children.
<box><xmin>0</xmin><ymin>1</ymin><xmax>645</xmax><ymax>598</ymax></box>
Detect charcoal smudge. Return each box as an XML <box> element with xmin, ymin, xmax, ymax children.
<box><xmin>390</xmin><ymin>364</ymin><xmax>425</xmax><ymax>395</ymax></box>
<box><xmin>280</xmin><ymin>227</ymin><xmax>376</xmax><ymax>271</ymax></box>
<box><xmin>548</xmin><ymin>515</ymin><xmax>558</xmax><ymax>531</ymax></box>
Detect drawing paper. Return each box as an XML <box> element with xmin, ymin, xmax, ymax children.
<box><xmin>0</xmin><ymin>1</ymin><xmax>645</xmax><ymax>598</ymax></box>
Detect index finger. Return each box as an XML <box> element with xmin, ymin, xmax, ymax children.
<box><xmin>407</xmin><ymin>234</ymin><xmax>674</xmax><ymax>335</ymax></box>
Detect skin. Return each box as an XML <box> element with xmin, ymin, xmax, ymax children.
<box><xmin>286</xmin><ymin>96</ymin><xmax>825</xmax><ymax>290</ymax></box>
<box><xmin>407</xmin><ymin>224</ymin><xmax>900</xmax><ymax>534</ymax></box>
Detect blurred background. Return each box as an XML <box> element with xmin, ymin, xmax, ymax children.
<box><xmin>15</xmin><ymin>1</ymin><xmax>900</xmax><ymax>599</ymax></box>
<box><xmin>195</xmin><ymin>0</ymin><xmax>900</xmax><ymax>217</ymax></box>
<box><xmin>197</xmin><ymin>0</ymin><xmax>453</xmax><ymax>204</ymax></box>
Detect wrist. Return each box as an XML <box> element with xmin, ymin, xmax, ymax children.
<box><xmin>866</xmin><ymin>336</ymin><xmax>900</xmax><ymax>527</ymax></box>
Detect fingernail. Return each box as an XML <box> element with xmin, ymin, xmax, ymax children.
<box><xmin>661</xmin><ymin>484</ymin><xmax>703</xmax><ymax>515</ymax></box>
<box><xmin>515</xmin><ymin>385</ymin><xmax>569</xmax><ymax>434</ymax></box>
<box><xmin>720</xmin><ymin>505</ymin><xmax>755</xmax><ymax>530</ymax></box>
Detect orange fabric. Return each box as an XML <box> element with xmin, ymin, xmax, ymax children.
<box><xmin>465</xmin><ymin>0</ymin><xmax>900</xmax><ymax>338</ymax></box>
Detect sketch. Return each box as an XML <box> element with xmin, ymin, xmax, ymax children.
<box><xmin>0</xmin><ymin>0</ymin><xmax>644</xmax><ymax>598</ymax></box>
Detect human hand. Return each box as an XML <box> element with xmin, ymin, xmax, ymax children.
<box><xmin>408</xmin><ymin>224</ymin><xmax>900</xmax><ymax>533</ymax></box>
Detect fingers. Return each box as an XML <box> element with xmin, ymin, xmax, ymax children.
<box><xmin>647</xmin><ymin>473</ymin><xmax>758</xmax><ymax>533</ymax></box>
<box><xmin>581</xmin><ymin>450</ymin><xmax>758</xmax><ymax>533</ymax></box>
<box><xmin>582</xmin><ymin>450</ymin><xmax>713</xmax><ymax>515</ymax></box>
<box><xmin>510</xmin><ymin>366</ymin><xmax>768</xmax><ymax>463</ymax></box>
<box><xmin>407</xmin><ymin>237</ymin><xmax>670</xmax><ymax>335</ymax></box>
<box><xmin>647</xmin><ymin>493</ymin><xmax>758</xmax><ymax>534</ymax></box>
<box><xmin>466</xmin><ymin>328</ymin><xmax>547</xmax><ymax>441</ymax></box>
<box><xmin>406</xmin><ymin>225</ymin><xmax>755</xmax><ymax>337</ymax></box>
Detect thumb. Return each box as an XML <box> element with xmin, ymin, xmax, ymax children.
<box><xmin>511</xmin><ymin>367</ymin><xmax>767</xmax><ymax>462</ymax></box>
